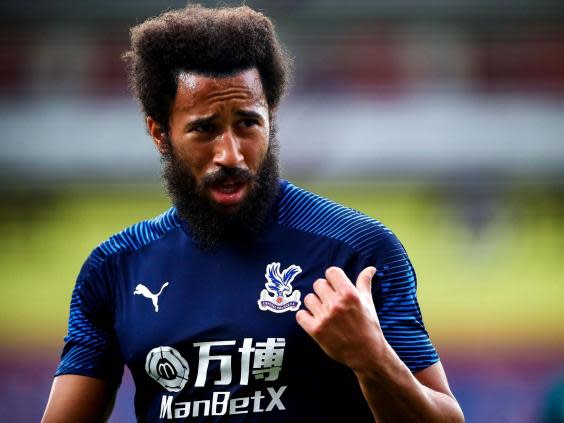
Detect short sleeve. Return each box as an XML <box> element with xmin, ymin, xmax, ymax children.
<box><xmin>361</xmin><ymin>230</ymin><xmax>440</xmax><ymax>373</ymax></box>
<box><xmin>55</xmin><ymin>257</ymin><xmax>124</xmax><ymax>385</ymax></box>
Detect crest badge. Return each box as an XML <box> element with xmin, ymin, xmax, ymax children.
<box><xmin>258</xmin><ymin>262</ymin><xmax>302</xmax><ymax>313</ymax></box>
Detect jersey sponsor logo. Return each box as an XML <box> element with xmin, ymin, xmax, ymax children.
<box><xmin>258</xmin><ymin>262</ymin><xmax>302</xmax><ymax>313</ymax></box>
<box><xmin>146</xmin><ymin>339</ymin><xmax>288</xmax><ymax>418</ymax></box>
<box><xmin>159</xmin><ymin>386</ymin><xmax>287</xmax><ymax>419</ymax></box>
<box><xmin>145</xmin><ymin>338</ymin><xmax>286</xmax><ymax>390</ymax></box>
<box><xmin>145</xmin><ymin>346</ymin><xmax>189</xmax><ymax>392</ymax></box>
<box><xmin>134</xmin><ymin>281</ymin><xmax>169</xmax><ymax>312</ymax></box>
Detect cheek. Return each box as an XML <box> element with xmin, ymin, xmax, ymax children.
<box><xmin>172</xmin><ymin>138</ymin><xmax>210</xmax><ymax>175</ymax></box>
<box><xmin>247</xmin><ymin>137</ymin><xmax>269</xmax><ymax>170</ymax></box>
<box><xmin>189</xmin><ymin>151</ymin><xmax>214</xmax><ymax>177</ymax></box>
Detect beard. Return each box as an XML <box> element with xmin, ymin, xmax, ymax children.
<box><xmin>161</xmin><ymin>130</ymin><xmax>280</xmax><ymax>250</ymax></box>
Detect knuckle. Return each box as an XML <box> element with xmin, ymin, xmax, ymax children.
<box><xmin>304</xmin><ymin>293</ymin><xmax>317</xmax><ymax>305</ymax></box>
<box><xmin>311</xmin><ymin>321</ymin><xmax>326</xmax><ymax>337</ymax></box>
<box><xmin>296</xmin><ymin>310</ymin><xmax>308</xmax><ymax>325</ymax></box>
<box><xmin>325</xmin><ymin>266</ymin><xmax>340</xmax><ymax>279</ymax></box>
<box><xmin>341</xmin><ymin>289</ymin><xmax>354</xmax><ymax>303</ymax></box>
<box><xmin>310</xmin><ymin>325</ymin><xmax>321</xmax><ymax>337</ymax></box>
<box><xmin>340</xmin><ymin>288</ymin><xmax>356</xmax><ymax>302</ymax></box>
<box><xmin>330</xmin><ymin>301</ymin><xmax>345</xmax><ymax>315</ymax></box>
<box><xmin>313</xmin><ymin>279</ymin><xmax>326</xmax><ymax>290</ymax></box>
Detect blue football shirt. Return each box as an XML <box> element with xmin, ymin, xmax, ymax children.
<box><xmin>56</xmin><ymin>180</ymin><xmax>439</xmax><ymax>421</ymax></box>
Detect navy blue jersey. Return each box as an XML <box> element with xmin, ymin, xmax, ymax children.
<box><xmin>56</xmin><ymin>180</ymin><xmax>439</xmax><ymax>422</ymax></box>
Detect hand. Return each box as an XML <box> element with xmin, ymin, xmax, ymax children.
<box><xmin>296</xmin><ymin>266</ymin><xmax>387</xmax><ymax>372</ymax></box>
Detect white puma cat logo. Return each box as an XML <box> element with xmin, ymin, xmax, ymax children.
<box><xmin>133</xmin><ymin>282</ymin><xmax>169</xmax><ymax>312</ymax></box>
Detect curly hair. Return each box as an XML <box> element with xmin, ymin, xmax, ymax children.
<box><xmin>123</xmin><ymin>4</ymin><xmax>291</xmax><ymax>132</ymax></box>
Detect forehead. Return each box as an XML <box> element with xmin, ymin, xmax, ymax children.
<box><xmin>173</xmin><ymin>68</ymin><xmax>267</xmax><ymax>112</ymax></box>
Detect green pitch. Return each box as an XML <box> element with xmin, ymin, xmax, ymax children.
<box><xmin>1</xmin><ymin>182</ymin><xmax>563</xmax><ymax>351</ymax></box>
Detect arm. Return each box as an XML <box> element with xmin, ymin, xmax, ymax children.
<box><xmin>42</xmin><ymin>375</ymin><xmax>117</xmax><ymax>423</ymax></box>
<box><xmin>296</xmin><ymin>266</ymin><xmax>464</xmax><ymax>422</ymax></box>
<box><xmin>45</xmin><ymin>257</ymin><xmax>124</xmax><ymax>422</ymax></box>
<box><xmin>355</xmin><ymin>351</ymin><xmax>463</xmax><ymax>422</ymax></box>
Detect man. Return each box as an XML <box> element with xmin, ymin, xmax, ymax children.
<box><xmin>42</xmin><ymin>4</ymin><xmax>464</xmax><ymax>422</ymax></box>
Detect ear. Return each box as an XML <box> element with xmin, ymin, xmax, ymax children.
<box><xmin>146</xmin><ymin>116</ymin><xmax>168</xmax><ymax>155</ymax></box>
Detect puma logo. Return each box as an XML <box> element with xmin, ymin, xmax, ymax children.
<box><xmin>133</xmin><ymin>282</ymin><xmax>169</xmax><ymax>312</ymax></box>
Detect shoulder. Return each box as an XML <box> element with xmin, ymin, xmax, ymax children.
<box><xmin>277</xmin><ymin>181</ymin><xmax>402</xmax><ymax>258</ymax></box>
<box><xmin>73</xmin><ymin>207</ymin><xmax>181</xmax><ymax>311</ymax></box>
<box><xmin>83</xmin><ymin>207</ymin><xmax>181</xmax><ymax>272</ymax></box>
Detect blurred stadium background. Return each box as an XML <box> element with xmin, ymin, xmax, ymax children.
<box><xmin>1</xmin><ymin>0</ymin><xmax>563</xmax><ymax>421</ymax></box>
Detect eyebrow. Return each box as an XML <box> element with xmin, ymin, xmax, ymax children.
<box><xmin>185</xmin><ymin>113</ymin><xmax>219</xmax><ymax>130</ymax></box>
<box><xmin>234</xmin><ymin>110</ymin><xmax>264</xmax><ymax>121</ymax></box>
<box><xmin>185</xmin><ymin>110</ymin><xmax>264</xmax><ymax>130</ymax></box>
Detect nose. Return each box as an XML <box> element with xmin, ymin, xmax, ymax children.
<box><xmin>213</xmin><ymin>129</ymin><xmax>245</xmax><ymax>168</ymax></box>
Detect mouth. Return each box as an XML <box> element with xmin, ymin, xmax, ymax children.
<box><xmin>208</xmin><ymin>178</ymin><xmax>249</xmax><ymax>207</ymax></box>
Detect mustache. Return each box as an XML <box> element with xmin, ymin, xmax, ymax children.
<box><xmin>200</xmin><ymin>166</ymin><xmax>257</xmax><ymax>188</ymax></box>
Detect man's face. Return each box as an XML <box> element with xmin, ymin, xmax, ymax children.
<box><xmin>166</xmin><ymin>68</ymin><xmax>270</xmax><ymax>211</ymax></box>
<box><xmin>151</xmin><ymin>68</ymin><xmax>280</xmax><ymax>249</ymax></box>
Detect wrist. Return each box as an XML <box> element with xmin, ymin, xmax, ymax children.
<box><xmin>350</xmin><ymin>335</ymin><xmax>395</xmax><ymax>379</ymax></box>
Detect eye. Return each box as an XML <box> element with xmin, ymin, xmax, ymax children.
<box><xmin>239</xmin><ymin>119</ymin><xmax>259</xmax><ymax>129</ymax></box>
<box><xmin>190</xmin><ymin>123</ymin><xmax>215</xmax><ymax>133</ymax></box>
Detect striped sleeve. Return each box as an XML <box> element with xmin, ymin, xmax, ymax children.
<box><xmin>367</xmin><ymin>233</ymin><xmax>439</xmax><ymax>373</ymax></box>
<box><xmin>55</xmin><ymin>259</ymin><xmax>124</xmax><ymax>384</ymax></box>
<box><xmin>277</xmin><ymin>182</ymin><xmax>439</xmax><ymax>372</ymax></box>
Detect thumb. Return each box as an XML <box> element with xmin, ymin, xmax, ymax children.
<box><xmin>356</xmin><ymin>266</ymin><xmax>376</xmax><ymax>295</ymax></box>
